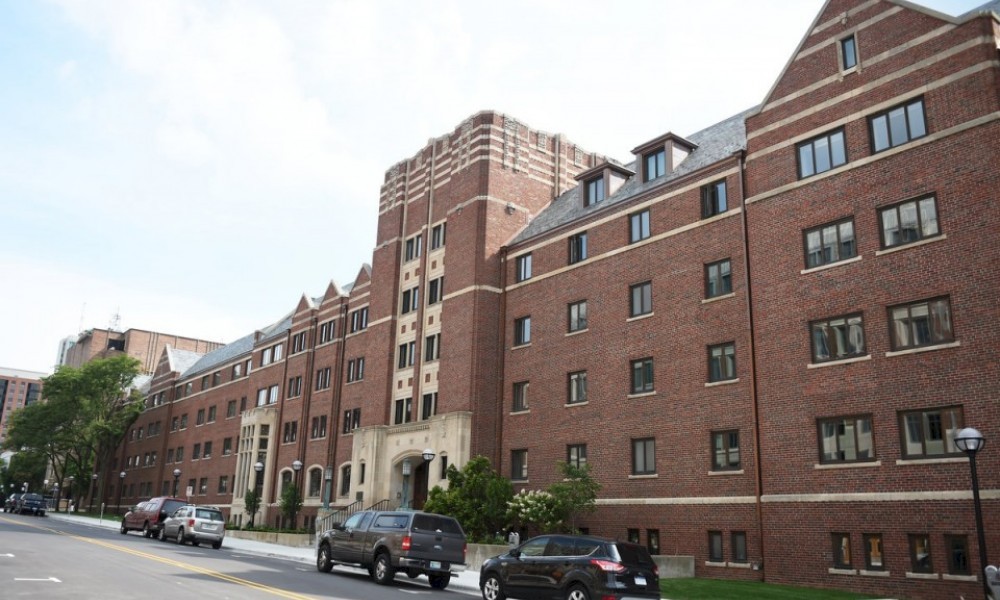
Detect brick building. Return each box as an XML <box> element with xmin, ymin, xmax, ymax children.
<box><xmin>63</xmin><ymin>327</ymin><xmax>222</xmax><ymax>375</ymax></box>
<box><xmin>0</xmin><ymin>367</ymin><xmax>46</xmax><ymax>447</ymax></box>
<box><xmin>103</xmin><ymin>2</ymin><xmax>998</xmax><ymax>598</ymax></box>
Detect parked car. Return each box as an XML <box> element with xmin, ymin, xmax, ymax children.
<box><xmin>160</xmin><ymin>505</ymin><xmax>226</xmax><ymax>549</ymax></box>
<box><xmin>3</xmin><ymin>493</ymin><xmax>22</xmax><ymax>513</ymax></box>
<box><xmin>121</xmin><ymin>496</ymin><xmax>187</xmax><ymax>538</ymax></box>
<box><xmin>316</xmin><ymin>510</ymin><xmax>467</xmax><ymax>589</ymax></box>
<box><xmin>15</xmin><ymin>493</ymin><xmax>46</xmax><ymax>516</ymax></box>
<box><xmin>479</xmin><ymin>534</ymin><xmax>660</xmax><ymax>600</ymax></box>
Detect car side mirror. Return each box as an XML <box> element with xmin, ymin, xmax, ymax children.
<box><xmin>509</xmin><ymin>549</ymin><xmax>521</xmax><ymax>558</ymax></box>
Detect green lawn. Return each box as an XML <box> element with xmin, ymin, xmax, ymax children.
<box><xmin>660</xmin><ymin>578</ymin><xmax>885</xmax><ymax>600</ymax></box>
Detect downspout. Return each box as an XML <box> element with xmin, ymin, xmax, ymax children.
<box><xmin>494</xmin><ymin>245</ymin><xmax>509</xmax><ymax>469</ymax></box>
<box><xmin>737</xmin><ymin>149</ymin><xmax>766</xmax><ymax>579</ymax></box>
<box><xmin>326</xmin><ymin>301</ymin><xmax>349</xmax><ymax>509</ymax></box>
<box><xmin>296</xmin><ymin>315</ymin><xmax>319</xmax><ymax>509</ymax></box>
<box><xmin>270</xmin><ymin>329</ymin><xmax>292</xmax><ymax>510</ymax></box>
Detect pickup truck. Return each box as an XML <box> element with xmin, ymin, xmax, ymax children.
<box><xmin>316</xmin><ymin>510</ymin><xmax>467</xmax><ymax>589</ymax></box>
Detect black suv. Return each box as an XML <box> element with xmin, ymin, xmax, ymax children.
<box><xmin>479</xmin><ymin>534</ymin><xmax>660</xmax><ymax>600</ymax></box>
<box><xmin>15</xmin><ymin>493</ymin><xmax>46</xmax><ymax>516</ymax></box>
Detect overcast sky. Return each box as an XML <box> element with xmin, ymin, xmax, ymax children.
<box><xmin>0</xmin><ymin>0</ymin><xmax>983</xmax><ymax>374</ymax></box>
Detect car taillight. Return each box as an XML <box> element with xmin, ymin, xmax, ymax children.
<box><xmin>652</xmin><ymin>564</ymin><xmax>659</xmax><ymax>576</ymax></box>
<box><xmin>590</xmin><ymin>559</ymin><xmax>625</xmax><ymax>573</ymax></box>
<box><xmin>463</xmin><ymin>543</ymin><xmax>467</xmax><ymax>560</ymax></box>
<box><xmin>188</xmin><ymin>519</ymin><xmax>195</xmax><ymax>527</ymax></box>
<box><xmin>401</xmin><ymin>535</ymin><xmax>411</xmax><ymax>551</ymax></box>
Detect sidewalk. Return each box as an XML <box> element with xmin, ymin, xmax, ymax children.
<box><xmin>46</xmin><ymin>512</ymin><xmax>482</xmax><ymax>594</ymax></box>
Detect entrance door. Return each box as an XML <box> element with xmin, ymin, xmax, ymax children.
<box><xmin>413</xmin><ymin>461</ymin><xmax>430</xmax><ymax>509</ymax></box>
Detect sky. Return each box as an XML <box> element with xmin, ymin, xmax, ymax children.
<box><xmin>0</xmin><ymin>0</ymin><xmax>985</xmax><ymax>374</ymax></box>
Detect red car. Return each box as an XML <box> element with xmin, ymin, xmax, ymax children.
<box><xmin>121</xmin><ymin>497</ymin><xmax>187</xmax><ymax>538</ymax></box>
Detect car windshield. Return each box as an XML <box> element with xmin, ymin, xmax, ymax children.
<box><xmin>195</xmin><ymin>509</ymin><xmax>223</xmax><ymax>521</ymax></box>
<box><xmin>23</xmin><ymin>494</ymin><xmax>42</xmax><ymax>501</ymax></box>
<box><xmin>162</xmin><ymin>500</ymin><xmax>186</xmax><ymax>514</ymax></box>
<box><xmin>411</xmin><ymin>514</ymin><xmax>463</xmax><ymax>535</ymax></box>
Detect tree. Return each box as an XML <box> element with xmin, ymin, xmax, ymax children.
<box><xmin>547</xmin><ymin>462</ymin><xmax>601</xmax><ymax>532</ymax></box>
<box><xmin>279</xmin><ymin>484</ymin><xmax>303</xmax><ymax>530</ymax></box>
<box><xmin>244</xmin><ymin>488</ymin><xmax>261</xmax><ymax>528</ymax></box>
<box><xmin>423</xmin><ymin>455</ymin><xmax>513</xmax><ymax>542</ymax></box>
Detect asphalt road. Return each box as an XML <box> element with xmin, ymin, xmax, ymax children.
<box><xmin>0</xmin><ymin>512</ymin><xmax>478</xmax><ymax>600</ymax></box>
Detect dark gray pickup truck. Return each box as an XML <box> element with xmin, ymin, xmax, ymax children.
<box><xmin>316</xmin><ymin>510</ymin><xmax>467</xmax><ymax>589</ymax></box>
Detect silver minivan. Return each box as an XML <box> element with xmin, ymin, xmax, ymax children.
<box><xmin>160</xmin><ymin>505</ymin><xmax>226</xmax><ymax>549</ymax></box>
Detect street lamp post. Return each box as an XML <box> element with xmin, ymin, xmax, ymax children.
<box><xmin>53</xmin><ymin>483</ymin><xmax>60</xmax><ymax>513</ymax></box>
<box><xmin>250</xmin><ymin>461</ymin><xmax>264</xmax><ymax>528</ymax></box>
<box><xmin>90</xmin><ymin>473</ymin><xmax>98</xmax><ymax>512</ymax></box>
<box><xmin>955</xmin><ymin>427</ymin><xmax>989</xmax><ymax>600</ymax></box>
<box><xmin>172</xmin><ymin>468</ymin><xmax>181</xmax><ymax>497</ymax></box>
<box><xmin>291</xmin><ymin>460</ymin><xmax>303</xmax><ymax>530</ymax></box>
<box><xmin>401</xmin><ymin>458</ymin><xmax>412</xmax><ymax>509</ymax></box>
<box><xmin>117</xmin><ymin>471</ymin><xmax>126</xmax><ymax>516</ymax></box>
<box><xmin>421</xmin><ymin>449</ymin><xmax>435</xmax><ymax>510</ymax></box>
<box><xmin>67</xmin><ymin>476</ymin><xmax>75</xmax><ymax>512</ymax></box>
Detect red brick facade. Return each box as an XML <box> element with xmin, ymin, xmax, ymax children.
<box><xmin>103</xmin><ymin>3</ymin><xmax>998</xmax><ymax>598</ymax></box>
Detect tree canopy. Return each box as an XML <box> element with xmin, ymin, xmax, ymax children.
<box><xmin>423</xmin><ymin>455</ymin><xmax>513</xmax><ymax>542</ymax></box>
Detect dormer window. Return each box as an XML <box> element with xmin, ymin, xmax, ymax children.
<box><xmin>586</xmin><ymin>176</ymin><xmax>605</xmax><ymax>205</ymax></box>
<box><xmin>644</xmin><ymin>149</ymin><xmax>666</xmax><ymax>182</ymax></box>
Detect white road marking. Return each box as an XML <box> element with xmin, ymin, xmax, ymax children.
<box><xmin>0</xmin><ymin>553</ymin><xmax>13</xmax><ymax>557</ymax></box>
<box><xmin>14</xmin><ymin>577</ymin><xmax>61</xmax><ymax>582</ymax></box>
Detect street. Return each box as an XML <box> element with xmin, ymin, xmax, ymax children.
<box><xmin>0</xmin><ymin>513</ymin><xmax>478</xmax><ymax>599</ymax></box>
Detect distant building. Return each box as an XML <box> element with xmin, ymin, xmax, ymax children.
<box><xmin>0</xmin><ymin>367</ymin><xmax>47</xmax><ymax>447</ymax></box>
<box><xmin>62</xmin><ymin>328</ymin><xmax>223</xmax><ymax>375</ymax></box>
<box><xmin>55</xmin><ymin>336</ymin><xmax>76</xmax><ymax>369</ymax></box>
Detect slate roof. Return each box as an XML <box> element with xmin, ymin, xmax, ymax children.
<box><xmin>168</xmin><ymin>348</ymin><xmax>205</xmax><ymax>375</ymax></box>
<box><xmin>963</xmin><ymin>0</ymin><xmax>1000</xmax><ymax>17</ymax></box>
<box><xmin>512</xmin><ymin>106</ymin><xmax>754</xmax><ymax>244</ymax></box>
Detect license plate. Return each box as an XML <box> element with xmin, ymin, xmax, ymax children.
<box><xmin>203</xmin><ymin>524</ymin><xmax>217</xmax><ymax>530</ymax></box>
<box><xmin>635</xmin><ymin>575</ymin><xmax>647</xmax><ymax>586</ymax></box>
<box><xmin>429</xmin><ymin>561</ymin><xmax>441</xmax><ymax>570</ymax></box>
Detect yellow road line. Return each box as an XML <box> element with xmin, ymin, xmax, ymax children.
<box><xmin>1</xmin><ymin>517</ymin><xmax>317</xmax><ymax>600</ymax></box>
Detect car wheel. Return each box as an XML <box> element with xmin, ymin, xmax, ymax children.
<box><xmin>120</xmin><ymin>522</ymin><xmax>128</xmax><ymax>535</ymax></box>
<box><xmin>482</xmin><ymin>573</ymin><xmax>506</xmax><ymax>600</ymax></box>
<box><xmin>372</xmin><ymin>552</ymin><xmax>395</xmax><ymax>585</ymax></box>
<box><xmin>212</xmin><ymin>541</ymin><xmax>222</xmax><ymax>550</ymax></box>
<box><xmin>566</xmin><ymin>584</ymin><xmax>591</xmax><ymax>600</ymax></box>
<box><xmin>316</xmin><ymin>544</ymin><xmax>333</xmax><ymax>573</ymax></box>
<box><xmin>176</xmin><ymin>527</ymin><xmax>185</xmax><ymax>545</ymax></box>
<box><xmin>428</xmin><ymin>573</ymin><xmax>450</xmax><ymax>589</ymax></box>
<box><xmin>143</xmin><ymin>523</ymin><xmax>152</xmax><ymax>538</ymax></box>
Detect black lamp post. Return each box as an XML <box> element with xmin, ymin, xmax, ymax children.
<box><xmin>90</xmin><ymin>473</ymin><xmax>98</xmax><ymax>512</ymax></box>
<box><xmin>291</xmin><ymin>460</ymin><xmax>303</xmax><ymax>530</ymax></box>
<box><xmin>250</xmin><ymin>461</ymin><xmax>264</xmax><ymax>528</ymax></box>
<box><xmin>955</xmin><ymin>427</ymin><xmax>989</xmax><ymax>600</ymax></box>
<box><xmin>172</xmin><ymin>468</ymin><xmax>181</xmax><ymax>497</ymax></box>
<box><xmin>67</xmin><ymin>475</ymin><xmax>75</xmax><ymax>511</ymax></box>
<box><xmin>53</xmin><ymin>483</ymin><xmax>60</xmax><ymax>513</ymax></box>
<box><xmin>117</xmin><ymin>471</ymin><xmax>126</xmax><ymax>516</ymax></box>
<box><xmin>421</xmin><ymin>448</ymin><xmax>435</xmax><ymax>510</ymax></box>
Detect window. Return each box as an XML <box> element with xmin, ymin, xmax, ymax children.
<box><xmin>797</xmin><ymin>128</ymin><xmax>847</xmax><ymax>178</ymax></box>
<box><xmin>879</xmin><ymin>195</ymin><xmax>940</xmax><ymax>249</ymax></box>
<box><xmin>196</xmin><ymin>409</ymin><xmax>205</xmax><ymax>426</ymax></box>
<box><xmin>701</xmin><ymin>179</ymin><xmax>728</xmax><ymax>218</ymax></box>
<box><xmin>708</xmin><ymin>531</ymin><xmax>723</xmax><ymax>561</ymax></box>
<box><xmin>394</xmin><ymin>397</ymin><xmax>412</xmax><ymax>424</ymax></box>
<box><xmin>888</xmin><ymin>296</ymin><xmax>953</xmax><ymax>350</ymax></box>
<box><xmin>192</xmin><ymin>443</ymin><xmax>201</xmax><ymax>460</ymax></box>
<box><xmin>568</xmin><ymin>232</ymin><xmax>588</xmax><ymax>264</ymax></box>
<box><xmin>585</xmin><ymin>176</ymin><xmax>605</xmax><ymax>205</ymax></box>
<box><xmin>514</xmin><ymin>316</ymin><xmax>531</xmax><ymax>346</ymax></box>
<box><xmin>287</xmin><ymin>375</ymin><xmax>302</xmax><ymax>398</ymax></box>
<box><xmin>232</xmin><ymin>363</ymin><xmax>243</xmax><ymax>379</ymax></box>
<box><xmin>397</xmin><ymin>341</ymin><xmax>416</xmax><ymax>369</ymax></box>
<box><xmin>705</xmin><ymin>259</ymin><xmax>732</xmax><ymax>298</ymax></box>
<box><xmin>568</xmin><ymin>300</ymin><xmax>588</xmax><ymax>333</ymax></box>
<box><xmin>870</xmin><ymin>98</ymin><xmax>926</xmax><ymax>153</ymax></box>
<box><xmin>350</xmin><ymin>307</ymin><xmax>369</xmax><ymax>332</ymax></box>
<box><xmin>945</xmin><ymin>535</ymin><xmax>970</xmax><ymax>576</ymax></box>
<box><xmin>732</xmin><ymin>532</ymin><xmax>748</xmax><ymax>563</ymax></box>
<box><xmin>340</xmin><ymin>465</ymin><xmax>351</xmax><ymax>496</ymax></box>
<box><xmin>900</xmin><ymin>406</ymin><xmax>962</xmax><ymax>458</ymax></box>
<box><xmin>167</xmin><ymin>448</ymin><xmax>174</xmax><ymax>463</ymax></box>
<box><xmin>218</xmin><ymin>476</ymin><xmax>229</xmax><ymax>494</ymax></box>
<box><xmin>909</xmin><ymin>534</ymin><xmax>933</xmax><ymax>573</ymax></box>
<box><xmin>630</xmin><ymin>210</ymin><xmax>650</xmax><ymax>243</ymax></box>
<box><xmin>311</xmin><ymin>415</ymin><xmax>327</xmax><ymax>439</ymax></box>
<box><xmin>516</xmin><ymin>254</ymin><xmax>532</xmax><ymax>282</ymax></box>
<box><xmin>212</xmin><ymin>371</ymin><xmax>221</xmax><ymax>387</ymax></box>
<box><xmin>291</xmin><ymin>331</ymin><xmax>307</xmax><ymax>354</ymax></box>
<box><xmin>804</xmin><ymin>218</ymin><xmax>856</xmax><ymax>268</ymax></box>
<box><xmin>632</xmin><ymin>438</ymin><xmax>655</xmax><ymax>475</ymax></box>
<box><xmin>207</xmin><ymin>406</ymin><xmax>216</xmax><ymax>423</ymax></box>
<box><xmin>708</xmin><ymin>343</ymin><xmax>737</xmax><ymax>382</ymax></box>
<box><xmin>630</xmin><ymin>281</ymin><xmax>652</xmax><ymax>317</ymax></box>
<box><xmin>427</xmin><ymin>277</ymin><xmax>444</xmax><ymax>305</ymax></box>
<box><xmin>315</xmin><ymin>367</ymin><xmax>331</xmax><ymax>390</ymax></box>
<box><xmin>203</xmin><ymin>441</ymin><xmax>212</xmax><ymax>459</ymax></box>
<box><xmin>342</xmin><ymin>408</ymin><xmax>361</xmax><ymax>434</ymax></box>
<box><xmin>319</xmin><ymin>320</ymin><xmax>336</xmax><ymax>344</ymax></box>
<box><xmin>401</xmin><ymin>287</ymin><xmax>419</xmax><ymax>314</ymax></box>
<box><xmin>511</xmin><ymin>449</ymin><xmax>528</xmax><ymax>480</ymax></box>
<box><xmin>431</xmin><ymin>223</ymin><xmax>446</xmax><ymax>249</ymax></box>
<box><xmin>567</xmin><ymin>444</ymin><xmax>587</xmax><ymax>469</ymax></box>
<box><xmin>811</xmin><ymin>314</ymin><xmax>866</xmax><ymax>363</ymax></box>
<box><xmin>198</xmin><ymin>478</ymin><xmax>208</xmax><ymax>495</ymax></box>
<box><xmin>176</xmin><ymin>447</ymin><xmax>184</xmax><ymax>462</ymax></box>
<box><xmin>513</xmin><ymin>381</ymin><xmax>529</xmax><ymax>412</ymax></box>
<box><xmin>347</xmin><ymin>357</ymin><xmax>365</xmax><ymax>382</ymax></box>
<box><xmin>630</xmin><ymin>358</ymin><xmax>654</xmax><ymax>394</ymax></box>
<box><xmin>818</xmin><ymin>416</ymin><xmax>874</xmax><ymax>463</ymax></box>
<box><xmin>180</xmin><ymin>414</ymin><xmax>188</xmax><ymax>429</ymax></box>
<box><xmin>712</xmin><ymin>430</ymin><xmax>741</xmax><ymax>470</ymax></box>
<box><xmin>831</xmin><ymin>533</ymin><xmax>852</xmax><ymax>568</ymax></box>
<box><xmin>645</xmin><ymin>148</ymin><xmax>666</xmax><ymax>181</ymax></box>
<box><xmin>647</xmin><ymin>530</ymin><xmax>660</xmax><ymax>555</ymax></box>
<box><xmin>308</xmin><ymin>468</ymin><xmax>322</xmax><ymax>497</ymax></box>
<box><xmin>404</xmin><ymin>234</ymin><xmax>423</xmax><ymax>261</ymax></box>
<box><xmin>171</xmin><ymin>417</ymin><xmax>178</xmax><ymax>431</ymax></box>
<box><xmin>222</xmin><ymin>437</ymin><xmax>233</xmax><ymax>456</ymax></box>
<box><xmin>628</xmin><ymin>529</ymin><xmax>641</xmax><ymax>544</ymax></box>
<box><xmin>201</xmin><ymin>375</ymin><xmax>209</xmax><ymax>390</ymax></box>
<box><xmin>421</xmin><ymin>392</ymin><xmax>438</xmax><ymax>420</ymax></box>
<box><xmin>424</xmin><ymin>333</ymin><xmax>441</xmax><ymax>361</ymax></box>
<box><xmin>568</xmin><ymin>371</ymin><xmax>587</xmax><ymax>405</ymax></box>
<box><xmin>282</xmin><ymin>421</ymin><xmax>298</xmax><ymax>444</ymax></box>
<box><xmin>841</xmin><ymin>34</ymin><xmax>857</xmax><ymax>70</ymax></box>
<box><xmin>864</xmin><ymin>534</ymin><xmax>884</xmax><ymax>570</ymax></box>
